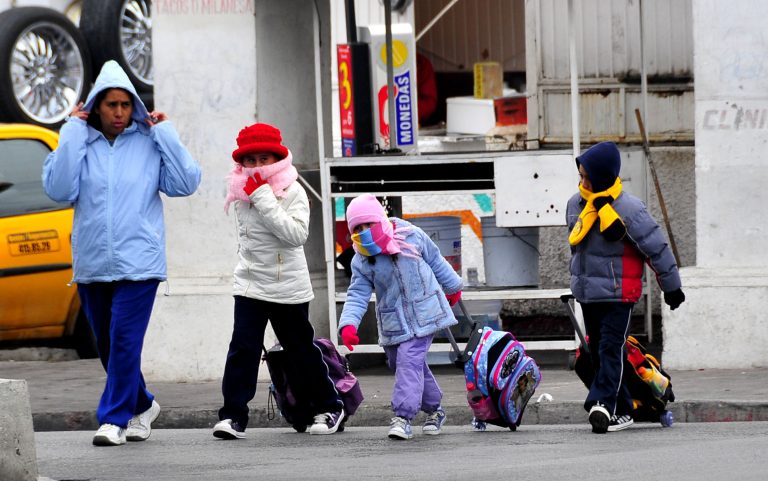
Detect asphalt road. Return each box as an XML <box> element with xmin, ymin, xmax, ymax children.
<box><xmin>36</xmin><ymin>422</ymin><xmax>768</xmax><ymax>481</ymax></box>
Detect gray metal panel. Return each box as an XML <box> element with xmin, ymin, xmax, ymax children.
<box><xmin>537</xmin><ymin>0</ymin><xmax>693</xmax><ymax>80</ymax></box>
<box><xmin>541</xmin><ymin>84</ymin><xmax>694</xmax><ymax>143</ymax></box>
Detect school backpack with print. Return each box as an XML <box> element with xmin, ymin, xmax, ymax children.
<box><xmin>463</xmin><ymin>326</ymin><xmax>542</xmax><ymax>430</ymax></box>
<box><xmin>574</xmin><ymin>335</ymin><xmax>675</xmax><ymax>426</ymax></box>
<box><xmin>264</xmin><ymin>338</ymin><xmax>364</xmax><ymax>432</ymax></box>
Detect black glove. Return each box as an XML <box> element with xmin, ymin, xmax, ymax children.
<box><xmin>664</xmin><ymin>288</ymin><xmax>685</xmax><ymax>310</ymax></box>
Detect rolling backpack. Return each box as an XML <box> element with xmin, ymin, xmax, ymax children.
<box><xmin>447</xmin><ymin>301</ymin><xmax>542</xmax><ymax>431</ymax></box>
<box><xmin>463</xmin><ymin>327</ymin><xmax>542</xmax><ymax>430</ymax></box>
<box><xmin>562</xmin><ymin>294</ymin><xmax>675</xmax><ymax>427</ymax></box>
<box><xmin>264</xmin><ymin>338</ymin><xmax>364</xmax><ymax>432</ymax></box>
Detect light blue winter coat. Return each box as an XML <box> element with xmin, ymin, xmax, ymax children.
<box><xmin>338</xmin><ymin>218</ymin><xmax>463</xmax><ymax>346</ymax></box>
<box><xmin>42</xmin><ymin>61</ymin><xmax>201</xmax><ymax>283</ymax></box>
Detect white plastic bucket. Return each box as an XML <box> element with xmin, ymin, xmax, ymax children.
<box><xmin>409</xmin><ymin>216</ymin><xmax>462</xmax><ymax>275</ymax></box>
<box><xmin>481</xmin><ymin>216</ymin><xmax>539</xmax><ymax>287</ymax></box>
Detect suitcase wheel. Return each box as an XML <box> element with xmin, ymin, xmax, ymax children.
<box><xmin>293</xmin><ymin>424</ymin><xmax>308</xmax><ymax>433</ymax></box>
<box><xmin>509</xmin><ymin>425</ymin><xmax>517</xmax><ymax>432</ymax></box>
<box><xmin>660</xmin><ymin>410</ymin><xmax>674</xmax><ymax>428</ymax></box>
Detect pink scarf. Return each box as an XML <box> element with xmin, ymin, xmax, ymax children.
<box><xmin>224</xmin><ymin>150</ymin><xmax>298</xmax><ymax>213</ymax></box>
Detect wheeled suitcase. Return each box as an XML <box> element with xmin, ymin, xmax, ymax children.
<box><xmin>560</xmin><ymin>294</ymin><xmax>675</xmax><ymax>427</ymax></box>
<box><xmin>264</xmin><ymin>338</ymin><xmax>364</xmax><ymax>432</ymax></box>
<box><xmin>446</xmin><ymin>300</ymin><xmax>541</xmax><ymax>431</ymax></box>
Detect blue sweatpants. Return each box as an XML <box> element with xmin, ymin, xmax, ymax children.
<box><xmin>77</xmin><ymin>280</ymin><xmax>159</xmax><ymax>428</ymax></box>
<box><xmin>384</xmin><ymin>334</ymin><xmax>443</xmax><ymax>420</ymax></box>
<box><xmin>582</xmin><ymin>302</ymin><xmax>635</xmax><ymax>417</ymax></box>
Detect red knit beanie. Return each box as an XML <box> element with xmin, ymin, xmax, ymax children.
<box><xmin>232</xmin><ymin>123</ymin><xmax>289</xmax><ymax>162</ymax></box>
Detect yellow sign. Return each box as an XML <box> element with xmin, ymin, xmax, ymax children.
<box><xmin>379</xmin><ymin>40</ymin><xmax>408</xmax><ymax>68</ymax></box>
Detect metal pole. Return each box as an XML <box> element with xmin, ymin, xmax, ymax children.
<box><xmin>568</xmin><ymin>0</ymin><xmax>581</xmax><ymax>157</ymax></box>
<box><xmin>639</xmin><ymin>0</ymin><xmax>648</xmax><ymax>131</ymax></box>
<box><xmin>313</xmin><ymin>3</ymin><xmax>339</xmax><ymax>346</ymax></box>
<box><xmin>638</xmin><ymin>0</ymin><xmax>652</xmax><ymax>342</ymax></box>
<box><xmin>384</xmin><ymin>0</ymin><xmax>397</xmax><ymax>150</ymax></box>
<box><xmin>345</xmin><ymin>0</ymin><xmax>357</xmax><ymax>43</ymax></box>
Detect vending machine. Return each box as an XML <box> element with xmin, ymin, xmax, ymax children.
<box><xmin>358</xmin><ymin>23</ymin><xmax>419</xmax><ymax>153</ymax></box>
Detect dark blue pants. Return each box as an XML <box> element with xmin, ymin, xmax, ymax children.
<box><xmin>582</xmin><ymin>302</ymin><xmax>634</xmax><ymax>417</ymax></box>
<box><xmin>77</xmin><ymin>279</ymin><xmax>159</xmax><ymax>428</ymax></box>
<box><xmin>219</xmin><ymin>296</ymin><xmax>342</xmax><ymax>428</ymax></box>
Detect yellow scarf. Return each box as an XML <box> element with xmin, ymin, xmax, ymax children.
<box><xmin>568</xmin><ymin>177</ymin><xmax>624</xmax><ymax>245</ymax></box>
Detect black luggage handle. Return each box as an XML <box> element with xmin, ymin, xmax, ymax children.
<box><xmin>560</xmin><ymin>294</ymin><xmax>590</xmax><ymax>354</ymax></box>
<box><xmin>444</xmin><ymin>299</ymin><xmax>485</xmax><ymax>367</ymax></box>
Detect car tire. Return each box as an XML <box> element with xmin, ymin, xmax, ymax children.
<box><xmin>0</xmin><ymin>7</ymin><xmax>92</xmax><ymax>128</ymax></box>
<box><xmin>80</xmin><ymin>0</ymin><xmax>153</xmax><ymax>93</ymax></box>
<box><xmin>71</xmin><ymin>310</ymin><xmax>99</xmax><ymax>359</ymax></box>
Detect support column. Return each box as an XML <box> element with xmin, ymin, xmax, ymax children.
<box><xmin>663</xmin><ymin>0</ymin><xmax>768</xmax><ymax>369</ymax></box>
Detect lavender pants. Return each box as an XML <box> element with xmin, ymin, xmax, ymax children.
<box><xmin>384</xmin><ymin>334</ymin><xmax>443</xmax><ymax>420</ymax></box>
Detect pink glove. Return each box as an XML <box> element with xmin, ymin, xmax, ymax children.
<box><xmin>340</xmin><ymin>325</ymin><xmax>360</xmax><ymax>351</ymax></box>
<box><xmin>446</xmin><ymin>291</ymin><xmax>462</xmax><ymax>307</ymax></box>
<box><xmin>243</xmin><ymin>173</ymin><xmax>268</xmax><ymax>196</ymax></box>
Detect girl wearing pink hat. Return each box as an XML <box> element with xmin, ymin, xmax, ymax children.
<box><xmin>338</xmin><ymin>194</ymin><xmax>463</xmax><ymax>440</ymax></box>
<box><xmin>214</xmin><ymin>123</ymin><xmax>345</xmax><ymax>439</ymax></box>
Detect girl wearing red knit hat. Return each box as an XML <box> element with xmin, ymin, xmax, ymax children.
<box><xmin>214</xmin><ymin>123</ymin><xmax>345</xmax><ymax>439</ymax></box>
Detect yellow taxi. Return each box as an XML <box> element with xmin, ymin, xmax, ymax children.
<box><xmin>0</xmin><ymin>124</ymin><xmax>96</xmax><ymax>357</ymax></box>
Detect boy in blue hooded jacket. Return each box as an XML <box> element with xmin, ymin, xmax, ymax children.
<box><xmin>43</xmin><ymin>61</ymin><xmax>201</xmax><ymax>446</ymax></box>
<box><xmin>566</xmin><ymin>141</ymin><xmax>684</xmax><ymax>433</ymax></box>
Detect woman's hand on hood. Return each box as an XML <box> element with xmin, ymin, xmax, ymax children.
<box><xmin>71</xmin><ymin>102</ymin><xmax>89</xmax><ymax>121</ymax></box>
<box><xmin>146</xmin><ymin>111</ymin><xmax>168</xmax><ymax>127</ymax></box>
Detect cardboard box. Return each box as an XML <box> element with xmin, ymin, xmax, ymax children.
<box><xmin>474</xmin><ymin>62</ymin><xmax>503</xmax><ymax>99</ymax></box>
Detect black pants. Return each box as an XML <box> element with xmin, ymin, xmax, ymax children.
<box><xmin>582</xmin><ymin>302</ymin><xmax>634</xmax><ymax>417</ymax></box>
<box><xmin>219</xmin><ymin>296</ymin><xmax>342</xmax><ymax>428</ymax></box>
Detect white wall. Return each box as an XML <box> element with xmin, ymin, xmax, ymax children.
<box><xmin>144</xmin><ymin>1</ymin><xmax>270</xmax><ymax>381</ymax></box>
<box><xmin>663</xmin><ymin>0</ymin><xmax>768</xmax><ymax>369</ymax></box>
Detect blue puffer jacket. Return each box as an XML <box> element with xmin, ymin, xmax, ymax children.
<box><xmin>338</xmin><ymin>218</ymin><xmax>463</xmax><ymax>346</ymax></box>
<box><xmin>42</xmin><ymin>61</ymin><xmax>201</xmax><ymax>283</ymax></box>
<box><xmin>567</xmin><ymin>191</ymin><xmax>681</xmax><ymax>303</ymax></box>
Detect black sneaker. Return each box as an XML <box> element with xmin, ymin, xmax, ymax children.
<box><xmin>309</xmin><ymin>409</ymin><xmax>345</xmax><ymax>435</ymax></box>
<box><xmin>213</xmin><ymin>419</ymin><xmax>246</xmax><ymax>440</ymax></box>
<box><xmin>588</xmin><ymin>404</ymin><xmax>610</xmax><ymax>434</ymax></box>
<box><xmin>607</xmin><ymin>414</ymin><xmax>634</xmax><ymax>432</ymax></box>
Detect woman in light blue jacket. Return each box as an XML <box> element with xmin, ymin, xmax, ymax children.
<box><xmin>42</xmin><ymin>61</ymin><xmax>201</xmax><ymax>446</ymax></box>
<box><xmin>338</xmin><ymin>194</ymin><xmax>463</xmax><ymax>440</ymax></box>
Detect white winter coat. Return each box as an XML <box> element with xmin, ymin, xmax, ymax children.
<box><xmin>232</xmin><ymin>181</ymin><xmax>314</xmax><ymax>303</ymax></box>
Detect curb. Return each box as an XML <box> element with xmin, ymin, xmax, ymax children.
<box><xmin>31</xmin><ymin>401</ymin><xmax>768</xmax><ymax>432</ymax></box>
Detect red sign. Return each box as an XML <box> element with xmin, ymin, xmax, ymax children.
<box><xmin>337</xmin><ymin>45</ymin><xmax>355</xmax><ymax>140</ymax></box>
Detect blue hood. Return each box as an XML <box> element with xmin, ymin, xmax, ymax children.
<box><xmin>576</xmin><ymin>141</ymin><xmax>621</xmax><ymax>192</ymax></box>
<box><xmin>83</xmin><ymin>60</ymin><xmax>149</xmax><ymax>122</ymax></box>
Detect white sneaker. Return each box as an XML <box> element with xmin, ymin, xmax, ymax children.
<box><xmin>588</xmin><ymin>403</ymin><xmax>610</xmax><ymax>434</ymax></box>
<box><xmin>213</xmin><ymin>419</ymin><xmax>246</xmax><ymax>440</ymax></box>
<box><xmin>93</xmin><ymin>424</ymin><xmax>126</xmax><ymax>446</ymax></box>
<box><xmin>126</xmin><ymin>400</ymin><xmax>161</xmax><ymax>441</ymax></box>
<box><xmin>422</xmin><ymin>408</ymin><xmax>447</xmax><ymax>435</ymax></box>
<box><xmin>607</xmin><ymin>414</ymin><xmax>634</xmax><ymax>432</ymax></box>
<box><xmin>309</xmin><ymin>409</ymin><xmax>345</xmax><ymax>435</ymax></box>
<box><xmin>388</xmin><ymin>416</ymin><xmax>413</xmax><ymax>440</ymax></box>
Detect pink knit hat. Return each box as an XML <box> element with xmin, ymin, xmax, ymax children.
<box><xmin>346</xmin><ymin>194</ymin><xmax>387</xmax><ymax>233</ymax></box>
<box><xmin>346</xmin><ymin>194</ymin><xmax>401</xmax><ymax>255</ymax></box>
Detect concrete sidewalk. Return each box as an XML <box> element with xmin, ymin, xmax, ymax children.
<box><xmin>1</xmin><ymin>358</ymin><xmax>767</xmax><ymax>432</ymax></box>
